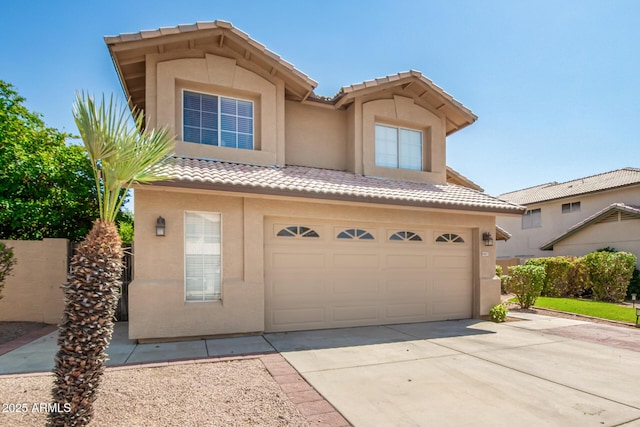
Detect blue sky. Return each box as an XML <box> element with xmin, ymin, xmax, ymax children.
<box><xmin>2</xmin><ymin>0</ymin><xmax>639</xmax><ymax>196</ymax></box>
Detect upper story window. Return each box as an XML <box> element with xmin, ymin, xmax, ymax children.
<box><xmin>522</xmin><ymin>208</ymin><xmax>542</xmax><ymax>229</ymax></box>
<box><xmin>183</xmin><ymin>90</ymin><xmax>254</xmax><ymax>150</ymax></box>
<box><xmin>375</xmin><ymin>124</ymin><xmax>422</xmax><ymax>171</ymax></box>
<box><xmin>561</xmin><ymin>202</ymin><xmax>580</xmax><ymax>214</ymax></box>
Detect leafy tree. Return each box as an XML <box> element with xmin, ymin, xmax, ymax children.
<box><xmin>49</xmin><ymin>93</ymin><xmax>174</xmax><ymax>426</ymax></box>
<box><xmin>0</xmin><ymin>81</ymin><xmax>98</xmax><ymax>241</ymax></box>
<box><xmin>0</xmin><ymin>242</ymin><xmax>17</xmax><ymax>300</ymax></box>
<box><xmin>117</xmin><ymin>210</ymin><xmax>134</xmax><ymax>245</ymax></box>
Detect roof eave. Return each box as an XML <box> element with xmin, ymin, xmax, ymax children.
<box><xmin>150</xmin><ymin>179</ymin><xmax>524</xmax><ymax>215</ymax></box>
<box><xmin>539</xmin><ymin>204</ymin><xmax>640</xmax><ymax>250</ymax></box>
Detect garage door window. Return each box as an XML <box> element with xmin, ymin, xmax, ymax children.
<box><xmin>337</xmin><ymin>228</ymin><xmax>374</xmax><ymax>240</ymax></box>
<box><xmin>277</xmin><ymin>226</ymin><xmax>319</xmax><ymax>238</ymax></box>
<box><xmin>436</xmin><ymin>233</ymin><xmax>465</xmax><ymax>243</ymax></box>
<box><xmin>389</xmin><ymin>231</ymin><xmax>422</xmax><ymax>241</ymax></box>
<box><xmin>185</xmin><ymin>211</ymin><xmax>221</xmax><ymax>302</ymax></box>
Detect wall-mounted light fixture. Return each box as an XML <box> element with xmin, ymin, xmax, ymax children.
<box><xmin>155</xmin><ymin>216</ymin><xmax>166</xmax><ymax>237</ymax></box>
<box><xmin>482</xmin><ymin>232</ymin><xmax>494</xmax><ymax>247</ymax></box>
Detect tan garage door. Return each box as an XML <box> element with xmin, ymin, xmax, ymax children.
<box><xmin>264</xmin><ymin>218</ymin><xmax>472</xmax><ymax>332</ymax></box>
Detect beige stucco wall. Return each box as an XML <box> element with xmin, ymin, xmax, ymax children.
<box><xmin>284</xmin><ymin>100</ymin><xmax>347</xmax><ymax>170</ymax></box>
<box><xmin>147</xmin><ymin>53</ymin><xmax>286</xmax><ymax>166</ymax></box>
<box><xmin>131</xmin><ymin>187</ymin><xmax>500</xmax><ymax>340</ymax></box>
<box><xmin>553</xmin><ymin>219</ymin><xmax>640</xmax><ymax>266</ymax></box>
<box><xmin>0</xmin><ymin>239</ymin><xmax>67</xmax><ymax>324</ymax></box>
<box><xmin>497</xmin><ymin>186</ymin><xmax>640</xmax><ymax>259</ymax></box>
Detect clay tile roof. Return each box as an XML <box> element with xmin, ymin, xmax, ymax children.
<box><xmin>159</xmin><ymin>157</ymin><xmax>524</xmax><ymax>214</ymax></box>
<box><xmin>499</xmin><ymin>168</ymin><xmax>640</xmax><ymax>205</ymax></box>
<box><xmin>104</xmin><ymin>19</ymin><xmax>317</xmax><ymax>89</ymax></box>
<box><xmin>540</xmin><ymin>203</ymin><xmax>640</xmax><ymax>250</ymax></box>
<box><xmin>337</xmin><ymin>70</ymin><xmax>476</xmax><ymax>121</ymax></box>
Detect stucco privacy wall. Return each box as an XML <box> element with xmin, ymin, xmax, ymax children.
<box><xmin>0</xmin><ymin>238</ymin><xmax>67</xmax><ymax>324</ymax></box>
<box><xmin>130</xmin><ymin>188</ymin><xmax>500</xmax><ymax>340</ymax></box>
<box><xmin>553</xmin><ymin>220</ymin><xmax>640</xmax><ymax>267</ymax></box>
<box><xmin>148</xmin><ymin>53</ymin><xmax>285</xmax><ymax>166</ymax></box>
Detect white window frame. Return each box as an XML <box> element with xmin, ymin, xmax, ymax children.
<box><xmin>522</xmin><ymin>208</ymin><xmax>542</xmax><ymax>229</ymax></box>
<box><xmin>374</xmin><ymin>124</ymin><xmax>423</xmax><ymax>171</ymax></box>
<box><xmin>182</xmin><ymin>89</ymin><xmax>254</xmax><ymax>149</ymax></box>
<box><xmin>184</xmin><ymin>211</ymin><xmax>222</xmax><ymax>302</ymax></box>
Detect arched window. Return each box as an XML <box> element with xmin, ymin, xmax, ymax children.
<box><xmin>276</xmin><ymin>226</ymin><xmax>319</xmax><ymax>238</ymax></box>
<box><xmin>389</xmin><ymin>231</ymin><xmax>422</xmax><ymax>242</ymax></box>
<box><xmin>435</xmin><ymin>233</ymin><xmax>465</xmax><ymax>243</ymax></box>
<box><xmin>337</xmin><ymin>228</ymin><xmax>374</xmax><ymax>240</ymax></box>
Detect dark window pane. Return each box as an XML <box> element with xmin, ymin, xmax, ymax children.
<box><xmin>184</xmin><ymin>92</ymin><xmax>201</xmax><ymax>110</ymax></box>
<box><xmin>201</xmin><ymin>129</ymin><xmax>217</xmax><ymax>145</ymax></box>
<box><xmin>201</xmin><ymin>94</ymin><xmax>218</xmax><ymax>113</ymax></box>
<box><xmin>183</xmin><ymin>126</ymin><xmax>200</xmax><ymax>143</ymax></box>
<box><xmin>202</xmin><ymin>112</ymin><xmax>217</xmax><ymax>130</ymax></box>
<box><xmin>237</xmin><ymin>134</ymin><xmax>253</xmax><ymax>150</ymax></box>
<box><xmin>237</xmin><ymin>117</ymin><xmax>252</xmax><ymax>134</ymax></box>
<box><xmin>237</xmin><ymin>100</ymin><xmax>252</xmax><ymax>117</ymax></box>
<box><xmin>221</xmin><ymin>131</ymin><xmax>236</xmax><ymax>148</ymax></box>
<box><xmin>221</xmin><ymin>97</ymin><xmax>236</xmax><ymax>115</ymax></box>
<box><xmin>184</xmin><ymin>109</ymin><xmax>200</xmax><ymax>127</ymax></box>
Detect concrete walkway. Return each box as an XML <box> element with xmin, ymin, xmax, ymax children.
<box><xmin>0</xmin><ymin>322</ymin><xmax>276</xmax><ymax>375</ymax></box>
<box><xmin>1</xmin><ymin>314</ymin><xmax>639</xmax><ymax>426</ymax></box>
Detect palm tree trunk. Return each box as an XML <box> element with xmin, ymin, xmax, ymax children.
<box><xmin>48</xmin><ymin>220</ymin><xmax>123</xmax><ymax>426</ymax></box>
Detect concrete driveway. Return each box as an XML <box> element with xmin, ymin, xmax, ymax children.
<box><xmin>264</xmin><ymin>313</ymin><xmax>640</xmax><ymax>427</ymax></box>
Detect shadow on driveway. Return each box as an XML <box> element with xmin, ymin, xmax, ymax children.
<box><xmin>263</xmin><ymin>318</ymin><xmax>493</xmax><ymax>352</ymax></box>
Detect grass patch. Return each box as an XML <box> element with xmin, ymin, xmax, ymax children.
<box><xmin>514</xmin><ymin>297</ymin><xmax>637</xmax><ymax>323</ymax></box>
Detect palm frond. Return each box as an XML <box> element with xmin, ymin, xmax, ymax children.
<box><xmin>73</xmin><ymin>93</ymin><xmax>175</xmax><ymax>222</ymax></box>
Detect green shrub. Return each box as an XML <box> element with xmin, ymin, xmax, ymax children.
<box><xmin>118</xmin><ymin>221</ymin><xmax>134</xmax><ymax>245</ymax></box>
<box><xmin>496</xmin><ymin>265</ymin><xmax>508</xmax><ymax>294</ymax></box>
<box><xmin>566</xmin><ymin>256</ymin><xmax>590</xmax><ymax>297</ymax></box>
<box><xmin>489</xmin><ymin>303</ymin><xmax>508</xmax><ymax>322</ymax></box>
<box><xmin>627</xmin><ymin>268</ymin><xmax>640</xmax><ymax>300</ymax></box>
<box><xmin>505</xmin><ymin>264</ymin><xmax>546</xmax><ymax>309</ymax></box>
<box><xmin>583</xmin><ymin>251</ymin><xmax>636</xmax><ymax>302</ymax></box>
<box><xmin>525</xmin><ymin>257</ymin><xmax>573</xmax><ymax>297</ymax></box>
<box><xmin>0</xmin><ymin>242</ymin><xmax>17</xmax><ymax>300</ymax></box>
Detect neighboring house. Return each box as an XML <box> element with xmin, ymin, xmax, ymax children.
<box><xmin>497</xmin><ymin>168</ymin><xmax>640</xmax><ymax>265</ymax></box>
<box><xmin>105</xmin><ymin>20</ymin><xmax>523</xmax><ymax>341</ymax></box>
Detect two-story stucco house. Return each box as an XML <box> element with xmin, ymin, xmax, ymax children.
<box><xmin>105</xmin><ymin>21</ymin><xmax>523</xmax><ymax>341</ymax></box>
<box><xmin>497</xmin><ymin>168</ymin><xmax>640</xmax><ymax>266</ymax></box>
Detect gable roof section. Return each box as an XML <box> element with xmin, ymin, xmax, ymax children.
<box><xmin>158</xmin><ymin>157</ymin><xmax>524</xmax><ymax>214</ymax></box>
<box><xmin>332</xmin><ymin>71</ymin><xmax>477</xmax><ymax>135</ymax></box>
<box><xmin>105</xmin><ymin>20</ymin><xmax>318</xmax><ymax>113</ymax></box>
<box><xmin>499</xmin><ymin>168</ymin><xmax>640</xmax><ymax>206</ymax></box>
<box><xmin>540</xmin><ymin>203</ymin><xmax>640</xmax><ymax>250</ymax></box>
<box><xmin>106</xmin><ymin>21</ymin><xmax>476</xmax><ymax>135</ymax></box>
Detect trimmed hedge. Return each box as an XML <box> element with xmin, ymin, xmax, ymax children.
<box><xmin>510</xmin><ymin>250</ymin><xmax>637</xmax><ymax>303</ymax></box>
<box><xmin>505</xmin><ymin>265</ymin><xmax>546</xmax><ymax>309</ymax></box>
<box><xmin>583</xmin><ymin>251</ymin><xmax>636</xmax><ymax>302</ymax></box>
<box><xmin>525</xmin><ymin>257</ymin><xmax>573</xmax><ymax>297</ymax></box>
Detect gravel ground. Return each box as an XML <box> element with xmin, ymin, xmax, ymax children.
<box><xmin>0</xmin><ymin>360</ymin><xmax>310</xmax><ymax>426</ymax></box>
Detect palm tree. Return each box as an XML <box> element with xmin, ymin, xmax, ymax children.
<box><xmin>48</xmin><ymin>93</ymin><xmax>174</xmax><ymax>426</ymax></box>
